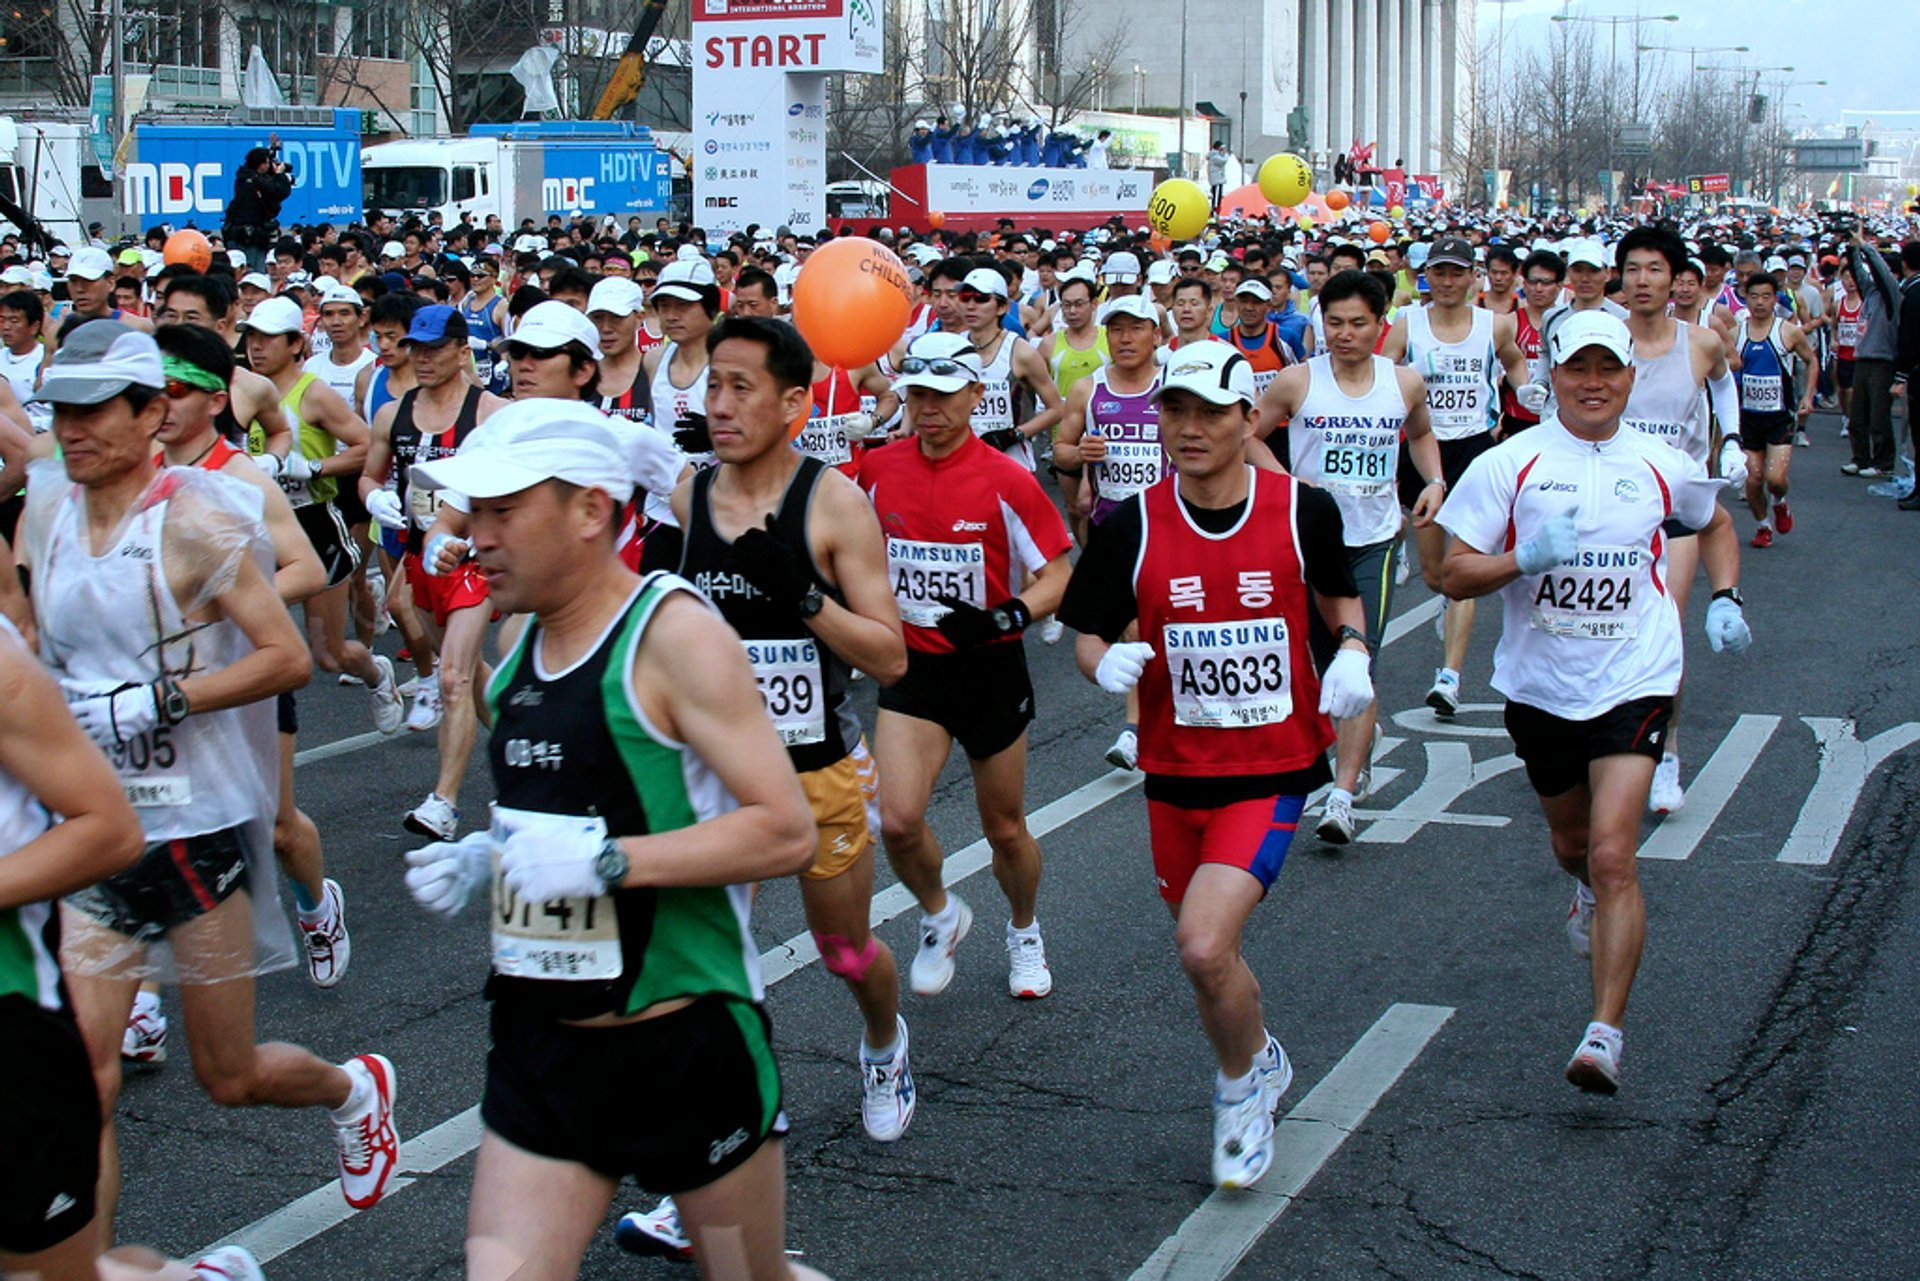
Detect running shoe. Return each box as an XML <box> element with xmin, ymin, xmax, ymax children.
<box><xmin>1256</xmin><ymin>1035</ymin><xmax>1295</xmax><ymax>1114</ymax></box>
<box><xmin>1773</xmin><ymin>501</ymin><xmax>1793</xmax><ymax>534</ymax></box>
<box><xmin>909</xmin><ymin>894</ymin><xmax>972</xmax><ymax>996</ymax></box>
<box><xmin>1565</xmin><ymin>1029</ymin><xmax>1622</xmax><ymax>1095</ymax></box>
<box><xmin>1649</xmin><ymin>755</ymin><xmax>1684</xmax><ymax>814</ymax></box>
<box><xmin>1793</xmin><ymin>430</ymin><xmax>1810</xmax><ymax>448</ymax></box>
<box><xmin>369</xmin><ymin>655</ymin><xmax>404</xmax><ymax>735</ymax></box>
<box><xmin>1006</xmin><ymin>923</ymin><xmax>1052</xmax><ymax>999</ymax></box>
<box><xmin>333</xmin><ymin>1053</ymin><xmax>399</xmax><ymax>1209</ymax></box>
<box><xmin>405</xmin><ymin>674</ymin><xmax>442</xmax><ymax>732</ymax></box>
<box><xmin>1038</xmin><ymin>616</ymin><xmax>1065</xmax><ymax>645</ymax></box>
<box><xmin>1425</xmin><ymin>669</ymin><xmax>1460</xmax><ymax>718</ymax></box>
<box><xmin>1394</xmin><ymin>546</ymin><xmax>1411</xmax><ymax>586</ymax></box>
<box><xmin>616</xmin><ymin>1197</ymin><xmax>694</xmax><ymax>1260</ymax></box>
<box><xmin>193</xmin><ymin>1246</ymin><xmax>266</xmax><ymax>1280</ymax></box>
<box><xmin>122</xmin><ymin>995</ymin><xmax>167</xmax><ymax>1064</ymax></box>
<box><xmin>1104</xmin><ymin>727</ymin><xmax>1139</xmax><ymax>771</ymax></box>
<box><xmin>337</xmin><ymin>672</ymin><xmax>364</xmax><ymax>687</ymax></box>
<box><xmin>302</xmin><ymin>878</ymin><xmax>352</xmax><ymax>988</ymax></box>
<box><xmin>1211</xmin><ymin>1087</ymin><xmax>1276</xmax><ymax>1189</ymax></box>
<box><xmin>1750</xmin><ymin>525</ymin><xmax>1773</xmax><ymax>550</ymax></box>
<box><xmin>1315</xmin><ymin>792</ymin><xmax>1356</xmax><ymax>845</ymax></box>
<box><xmin>397</xmin><ymin>671</ymin><xmax>423</xmax><ymax>698</ymax></box>
<box><xmin>1859</xmin><ymin>467</ymin><xmax>1884</xmax><ymax>478</ymax></box>
<box><xmin>1567</xmin><ymin>889</ymin><xmax>1595</xmax><ymax>959</ymax></box>
<box><xmin>860</xmin><ymin>1015</ymin><xmax>916</xmax><ymax>1142</ymax></box>
<box><xmin>1841</xmin><ymin>462</ymin><xmax>1861</xmax><ymax>475</ymax></box>
<box><xmin>405</xmin><ymin>792</ymin><xmax>459</xmax><ymax>841</ymax></box>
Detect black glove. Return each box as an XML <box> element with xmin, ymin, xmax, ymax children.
<box><xmin>934</xmin><ymin>595</ymin><xmax>1031</xmax><ymax>649</ymax></box>
<box><xmin>728</xmin><ymin>517</ymin><xmax>812</xmax><ymax>611</ymax></box>
<box><xmin>674</xmin><ymin>413</ymin><xmax>712</xmax><ymax>455</ymax></box>
<box><xmin>978</xmin><ymin>427</ymin><xmax>1021</xmax><ymax>453</ymax></box>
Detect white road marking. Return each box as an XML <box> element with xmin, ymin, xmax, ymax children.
<box><xmin>1127</xmin><ymin>1003</ymin><xmax>1455</xmax><ymax>1281</ymax></box>
<box><xmin>1356</xmin><ymin>742</ymin><xmax>1524</xmax><ymax>843</ymax></box>
<box><xmin>1638</xmin><ymin>714</ymin><xmax>1780</xmax><ymax>861</ymax></box>
<box><xmin>1381</xmin><ymin>596</ymin><xmax>1443</xmax><ymax>648</ymax></box>
<box><xmin>293</xmin><ymin>730</ymin><xmax>394</xmax><ymax>767</ymax></box>
<box><xmin>1778</xmin><ymin>718</ymin><xmax>1920</xmax><ymax>865</ymax></box>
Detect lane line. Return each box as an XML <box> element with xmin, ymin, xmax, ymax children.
<box><xmin>1637</xmin><ymin>714</ymin><xmax>1780</xmax><ymax>861</ymax></box>
<box><xmin>1778</xmin><ymin>718</ymin><xmax>1920</xmax><ymax>865</ymax></box>
<box><xmin>1127</xmin><ymin>1003</ymin><xmax>1455</xmax><ymax>1281</ymax></box>
<box><xmin>293</xmin><ymin>730</ymin><xmax>394</xmax><ymax>767</ymax></box>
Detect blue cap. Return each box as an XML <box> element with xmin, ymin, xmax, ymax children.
<box><xmin>405</xmin><ymin>304</ymin><xmax>467</xmax><ymax>346</ymax></box>
<box><xmin>379</xmin><ymin>270</ymin><xmax>411</xmax><ymax>293</ymax></box>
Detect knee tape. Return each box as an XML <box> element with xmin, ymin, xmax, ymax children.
<box><xmin>813</xmin><ymin>930</ymin><xmax>880</xmax><ymax>982</ymax></box>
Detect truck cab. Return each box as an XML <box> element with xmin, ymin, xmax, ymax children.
<box><xmin>362</xmin><ymin>137</ymin><xmax>503</xmax><ymax>227</ymax></box>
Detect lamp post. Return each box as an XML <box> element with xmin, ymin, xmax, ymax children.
<box><xmin>1551</xmin><ymin>12</ymin><xmax>1679</xmax><ymax>208</ymax></box>
<box><xmin>1485</xmin><ymin>0</ymin><xmax>1530</xmax><ymax>208</ymax></box>
<box><xmin>1638</xmin><ymin>42</ymin><xmax>1749</xmax><ymax>79</ymax></box>
<box><xmin>1704</xmin><ymin>62</ymin><xmax>1794</xmax><ymax>198</ymax></box>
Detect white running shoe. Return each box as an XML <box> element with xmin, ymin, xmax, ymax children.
<box><xmin>860</xmin><ymin>1015</ymin><xmax>916</xmax><ymax>1143</ymax></box>
<box><xmin>1211</xmin><ymin>1087</ymin><xmax>1276</xmax><ymax>1189</ymax></box>
<box><xmin>1425</xmin><ymin>668</ymin><xmax>1460</xmax><ymax>718</ymax></box>
<box><xmin>1567</xmin><ymin>888</ymin><xmax>1595</xmax><ymax>959</ymax></box>
<box><xmin>1395</xmin><ymin>545</ymin><xmax>1411</xmax><ymax>586</ymax></box>
<box><xmin>1256</xmin><ymin>1035</ymin><xmax>1295</xmax><ymax>1114</ymax></box>
<box><xmin>369</xmin><ymin>569</ymin><xmax>391</xmax><ymax>636</ymax></box>
<box><xmin>1006</xmin><ymin>923</ymin><xmax>1052</xmax><ymax>999</ymax></box>
<box><xmin>397</xmin><ymin>671</ymin><xmax>422</xmax><ymax>698</ymax></box>
<box><xmin>405</xmin><ymin>674</ymin><xmax>442</xmax><ymax>732</ymax></box>
<box><xmin>1565</xmin><ymin>1027</ymin><xmax>1622</xmax><ymax>1095</ymax></box>
<box><xmin>1104</xmin><ymin>727</ymin><xmax>1139</xmax><ymax>771</ymax></box>
<box><xmin>1648</xmin><ymin>754</ymin><xmax>1684</xmax><ymax>814</ymax></box>
<box><xmin>332</xmin><ymin>1053</ymin><xmax>399</xmax><ymax>1209</ymax></box>
<box><xmin>369</xmin><ymin>655</ymin><xmax>404</xmax><ymax>735</ymax></box>
<box><xmin>302</xmin><ymin>878</ymin><xmax>352</xmax><ymax>988</ymax></box>
<box><xmin>1038</xmin><ymin>616</ymin><xmax>1065</xmax><ymax>645</ymax></box>
<box><xmin>121</xmin><ymin>994</ymin><xmax>167</xmax><ymax>1064</ymax></box>
<box><xmin>193</xmin><ymin>1245</ymin><xmax>266</xmax><ymax>1280</ymax></box>
<box><xmin>909</xmin><ymin>895</ymin><xmax>972</xmax><ymax>996</ymax></box>
<box><xmin>1315</xmin><ymin>792</ymin><xmax>1356</xmax><ymax>845</ymax></box>
<box><xmin>404</xmin><ymin>792</ymin><xmax>459</xmax><ymax>841</ymax></box>
<box><xmin>336</xmin><ymin>672</ymin><xmax>364</xmax><ymax>687</ymax></box>
<box><xmin>616</xmin><ymin>1197</ymin><xmax>694</xmax><ymax>1260</ymax></box>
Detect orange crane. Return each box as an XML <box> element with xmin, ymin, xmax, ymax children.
<box><xmin>590</xmin><ymin>0</ymin><xmax>673</xmax><ymax>121</ymax></box>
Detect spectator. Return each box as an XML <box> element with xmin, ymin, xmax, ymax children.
<box><xmin>1086</xmin><ymin>130</ymin><xmax>1112</xmax><ymax>169</ymax></box>
<box><xmin>1207</xmin><ymin>142</ymin><xmax>1229</xmax><ymax>208</ymax></box>
<box><xmin>932</xmin><ymin>116</ymin><xmax>956</xmax><ymax>164</ymax></box>
<box><xmin>224</xmin><ymin>145</ymin><xmax>293</xmax><ymax>268</ymax></box>
<box><xmin>910</xmin><ymin>119</ymin><xmax>934</xmax><ymax>165</ymax></box>
<box><xmin>1895</xmin><ymin>241</ymin><xmax>1920</xmax><ymax>510</ymax></box>
<box><xmin>1843</xmin><ymin>231</ymin><xmax>1902</xmax><ymax>479</ymax></box>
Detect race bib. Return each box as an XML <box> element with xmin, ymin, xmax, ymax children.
<box><xmin>489</xmin><ymin>806</ymin><xmax>622</xmax><ymax>982</ymax></box>
<box><xmin>1529</xmin><ymin>546</ymin><xmax>1642</xmax><ymax>641</ymax></box>
<box><xmin>111</xmin><ymin>726</ymin><xmax>190</xmax><ymax>807</ymax></box>
<box><xmin>1094</xmin><ymin>437</ymin><xmax>1165</xmax><ymax>500</ymax></box>
<box><xmin>1162</xmin><ymin>617</ymin><xmax>1294</xmax><ymax>728</ymax></box>
<box><xmin>970</xmin><ymin>384</ymin><xmax>1015</xmax><ymax>436</ymax></box>
<box><xmin>1319</xmin><ymin>442</ymin><xmax>1397</xmax><ymax>497</ymax></box>
<box><xmin>1742</xmin><ymin>373</ymin><xmax>1783</xmax><ymax>413</ymax></box>
<box><xmin>1622</xmin><ymin>417</ymin><xmax>1686</xmax><ymax>447</ymax></box>
<box><xmin>278</xmin><ymin>465</ymin><xmax>314</xmax><ymax>509</ymax></box>
<box><xmin>745</xmin><ymin>638</ymin><xmax>825</xmax><ymax>745</ymax></box>
<box><xmin>1251</xmin><ymin>368</ymin><xmax>1280</xmax><ymax>399</ymax></box>
<box><xmin>887</xmin><ymin>538</ymin><xmax>986</xmax><ymax>628</ymax></box>
<box><xmin>795</xmin><ymin>413</ymin><xmax>856</xmax><ymax>467</ymax></box>
<box><xmin>408</xmin><ymin>484</ymin><xmax>445</xmax><ymax>530</ymax></box>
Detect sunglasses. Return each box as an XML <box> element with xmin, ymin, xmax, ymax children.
<box><xmin>164</xmin><ymin>379</ymin><xmax>210</xmax><ymax>400</ymax></box>
<box><xmin>899</xmin><ymin>355</ymin><xmax>976</xmax><ymax>378</ymax></box>
<box><xmin>503</xmin><ymin>344</ymin><xmax>568</xmax><ymax>361</ymax></box>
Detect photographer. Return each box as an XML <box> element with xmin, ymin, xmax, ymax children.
<box><xmin>225</xmin><ymin>143</ymin><xmax>293</xmax><ymax>267</ymax></box>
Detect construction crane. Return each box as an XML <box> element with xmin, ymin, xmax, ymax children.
<box><xmin>591</xmin><ymin>0</ymin><xmax>673</xmax><ymax>121</ymax></box>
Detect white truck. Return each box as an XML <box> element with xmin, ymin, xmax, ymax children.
<box><xmin>362</xmin><ymin>121</ymin><xmax>673</xmax><ymax>230</ymax></box>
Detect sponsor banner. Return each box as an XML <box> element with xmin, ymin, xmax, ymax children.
<box><xmin>121</xmin><ymin>112</ymin><xmax>362</xmax><ymax>231</ymax></box>
<box><xmin>1688</xmin><ymin>173</ymin><xmax>1731</xmax><ymax>195</ymax></box>
<box><xmin>921</xmin><ymin>165</ymin><xmax>1150</xmax><ymax>216</ymax></box>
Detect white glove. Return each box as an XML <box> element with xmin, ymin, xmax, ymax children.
<box><xmin>364</xmin><ymin>488</ymin><xmax>407</xmax><ymax>531</ymax></box>
<box><xmin>404</xmin><ymin>831</ymin><xmax>497</xmax><ymax>918</ymax></box>
<box><xmin>251</xmin><ymin>452</ymin><xmax>286</xmax><ymax>480</ymax></box>
<box><xmin>1094</xmin><ymin>641</ymin><xmax>1154</xmax><ymax>694</ymax></box>
<box><xmin>842</xmin><ymin>412</ymin><xmax>878</xmax><ymax>441</ymax></box>
<box><xmin>1515</xmin><ymin>506</ymin><xmax>1580</xmax><ymax>576</ymax></box>
<box><xmin>1516</xmin><ymin>382</ymin><xmax>1551</xmax><ymax>415</ymax></box>
<box><xmin>1705</xmin><ymin>596</ymin><xmax>1752</xmax><ymax>655</ymax></box>
<box><xmin>499</xmin><ymin>817</ymin><xmax>612</xmax><ymax>902</ymax></box>
<box><xmin>1718</xmin><ymin>439</ymin><xmax>1749</xmax><ymax>491</ymax></box>
<box><xmin>62</xmin><ymin>679</ymin><xmax>160</xmax><ymax>748</ymax></box>
<box><xmin>280</xmin><ymin>452</ymin><xmax>315</xmax><ymax>484</ymax></box>
<box><xmin>422</xmin><ymin>532</ymin><xmax>467</xmax><ymax>577</ymax></box>
<box><xmin>1317</xmin><ymin>646</ymin><xmax>1375</xmax><ymax>720</ymax></box>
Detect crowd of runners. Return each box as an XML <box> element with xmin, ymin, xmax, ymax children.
<box><xmin>0</xmin><ymin>195</ymin><xmax>1915</xmax><ymax>1280</ymax></box>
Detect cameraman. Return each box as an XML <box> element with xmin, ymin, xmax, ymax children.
<box><xmin>225</xmin><ymin>143</ymin><xmax>293</xmax><ymax>267</ymax></box>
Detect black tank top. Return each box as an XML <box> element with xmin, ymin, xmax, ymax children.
<box><xmin>390</xmin><ymin>385</ymin><xmax>482</xmax><ymax>556</ymax></box>
<box><xmin>679</xmin><ymin>455</ymin><xmax>858</xmax><ymax>772</ymax></box>
<box><xmin>600</xmin><ymin>373</ymin><xmax>654</xmax><ymax>426</ymax></box>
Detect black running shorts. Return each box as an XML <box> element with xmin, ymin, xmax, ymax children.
<box><xmin>296</xmin><ymin>501</ymin><xmax>362</xmax><ymax>589</ymax></box>
<box><xmin>878</xmin><ymin>640</ymin><xmax>1035</xmax><ymax>761</ymax></box>
<box><xmin>1504</xmin><ymin>696</ymin><xmax>1674</xmax><ymax>798</ymax></box>
<box><xmin>0</xmin><ymin>997</ymin><xmax>100</xmax><ymax>1254</ymax></box>
<box><xmin>482</xmin><ymin>995</ymin><xmax>787</xmax><ymax>1195</ymax></box>
<box><xmin>66</xmin><ymin>825</ymin><xmax>252</xmax><ymax>941</ymax></box>
<box><xmin>1399</xmin><ymin>431</ymin><xmax>1496</xmax><ymax>510</ymax></box>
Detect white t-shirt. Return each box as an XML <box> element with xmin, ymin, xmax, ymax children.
<box><xmin>1436</xmin><ymin>416</ymin><xmax>1721</xmax><ymax>721</ymax></box>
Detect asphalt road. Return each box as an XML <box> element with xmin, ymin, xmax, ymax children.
<box><xmin>105</xmin><ymin>408</ymin><xmax>1920</xmax><ymax>1280</ymax></box>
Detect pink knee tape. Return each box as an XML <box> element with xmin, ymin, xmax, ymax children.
<box><xmin>814</xmin><ymin>930</ymin><xmax>880</xmax><ymax>982</ymax></box>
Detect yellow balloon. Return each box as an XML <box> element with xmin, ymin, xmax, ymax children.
<box><xmin>1389</xmin><ymin>204</ymin><xmax>1406</xmax><ymax>220</ymax></box>
<box><xmin>1257</xmin><ymin>153</ymin><xmax>1313</xmax><ymax>208</ymax></box>
<box><xmin>1147</xmin><ymin>178</ymin><xmax>1211</xmax><ymax>240</ymax></box>
<box><xmin>1909</xmin><ymin>182</ymin><xmax>1918</xmax><ymax>197</ymax></box>
<box><xmin>1296</xmin><ymin>214</ymin><xmax>1315</xmax><ymax>229</ymax></box>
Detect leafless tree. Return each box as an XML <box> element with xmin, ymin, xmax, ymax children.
<box><xmin>1028</xmin><ymin>0</ymin><xmax>1128</xmax><ymax>127</ymax></box>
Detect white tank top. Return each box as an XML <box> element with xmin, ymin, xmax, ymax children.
<box><xmin>1405</xmin><ymin>306</ymin><xmax>1497</xmax><ymax>441</ymax></box>
<box><xmin>0</xmin><ymin>343</ymin><xmax>42</xmax><ymax>408</ymax></box>
<box><xmin>650</xmin><ymin>341</ymin><xmax>711</xmax><ymax>467</ymax></box>
<box><xmin>1623</xmin><ymin>318</ymin><xmax>1709</xmax><ymax>464</ymax></box>
<box><xmin>968</xmin><ymin>332</ymin><xmax>1033</xmax><ymax>469</ymax></box>
<box><xmin>305</xmin><ymin>345</ymin><xmax>374</xmax><ymax>409</ymax></box>
<box><xmin>1291</xmin><ymin>354</ymin><xmax>1408</xmax><ymax>547</ymax></box>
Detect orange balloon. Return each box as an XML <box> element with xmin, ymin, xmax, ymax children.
<box><xmin>163</xmin><ymin>228</ymin><xmax>212</xmax><ymax>273</ymax></box>
<box><xmin>928</xmin><ymin>210</ymin><xmax>947</xmax><ymax>230</ymax></box>
<box><xmin>1325</xmin><ymin>188</ymin><xmax>1351</xmax><ymax>212</ymax></box>
<box><xmin>1368</xmin><ymin>221</ymin><xmax>1391</xmax><ymax>244</ymax></box>
<box><xmin>1149</xmin><ymin>231</ymin><xmax>1172</xmax><ymax>255</ymax></box>
<box><xmin>792</xmin><ymin>238</ymin><xmax>914</xmax><ymax>370</ymax></box>
<box><xmin>789</xmin><ymin>412</ymin><xmax>810</xmax><ymax>442</ymax></box>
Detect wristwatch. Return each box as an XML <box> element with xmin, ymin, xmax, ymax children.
<box><xmin>1711</xmin><ymin>587</ymin><xmax>1745</xmax><ymax>606</ymax></box>
<box><xmin>1425</xmin><ymin>476</ymin><xmax>1446</xmax><ymax>492</ymax></box>
<box><xmin>1334</xmin><ymin>625</ymin><xmax>1370</xmax><ymax>650</ymax></box>
<box><xmin>155</xmin><ymin>678</ymin><xmax>189</xmax><ymax>726</ymax></box>
<box><xmin>592</xmin><ymin>837</ymin><xmax>630</xmax><ymax>891</ymax></box>
<box><xmin>797</xmin><ymin>584</ymin><xmax>826</xmax><ymax>618</ymax></box>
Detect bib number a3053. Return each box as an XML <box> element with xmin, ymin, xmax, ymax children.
<box><xmin>1163</xmin><ymin>617</ymin><xmax>1294</xmax><ymax>728</ymax></box>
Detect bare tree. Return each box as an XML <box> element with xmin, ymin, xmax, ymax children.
<box><xmin>1028</xmin><ymin>0</ymin><xmax>1128</xmax><ymax>127</ymax></box>
<box><xmin>920</xmin><ymin>0</ymin><xmax>1026</xmax><ymax>130</ymax></box>
<box><xmin>7</xmin><ymin>0</ymin><xmax>112</xmax><ymax>105</ymax></box>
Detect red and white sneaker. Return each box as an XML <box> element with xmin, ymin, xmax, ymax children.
<box><xmin>332</xmin><ymin>1053</ymin><xmax>399</xmax><ymax>1209</ymax></box>
<box><xmin>300</xmin><ymin>878</ymin><xmax>351</xmax><ymax>988</ymax></box>
<box><xmin>1773</xmin><ymin>501</ymin><xmax>1793</xmax><ymax>534</ymax></box>
<box><xmin>194</xmin><ymin>1245</ymin><xmax>266</xmax><ymax>1279</ymax></box>
<box><xmin>122</xmin><ymin>992</ymin><xmax>167</xmax><ymax>1064</ymax></box>
<box><xmin>1750</xmin><ymin>525</ymin><xmax>1774</xmax><ymax>549</ymax></box>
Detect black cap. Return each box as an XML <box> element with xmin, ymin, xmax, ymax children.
<box><xmin>1428</xmin><ymin>236</ymin><xmax>1476</xmax><ymax>269</ymax></box>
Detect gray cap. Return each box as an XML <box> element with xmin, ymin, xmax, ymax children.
<box><xmin>32</xmin><ymin>320</ymin><xmax>165</xmax><ymax>406</ymax></box>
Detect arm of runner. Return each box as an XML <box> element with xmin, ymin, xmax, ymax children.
<box><xmin>1012</xmin><ymin>341</ymin><xmax>1066</xmax><ymax>440</ymax></box>
<box><xmin>1493</xmin><ymin>313</ymin><xmax>1531</xmax><ymax>391</ymax></box>
<box><xmin>1785</xmin><ymin>323</ymin><xmax>1819</xmax><ymax>413</ymax></box>
<box><xmin>1050</xmin><ymin>377</ymin><xmax>1096</xmax><ymax>468</ymax></box>
<box><xmin>300</xmin><ymin>379</ymin><xmax>370</xmax><ymax>474</ymax></box>
<box><xmin>0</xmin><ymin>535</ymin><xmax>31</xmax><ymax>650</ymax></box>
<box><xmin>806</xmin><ymin>471</ymin><xmax>908</xmax><ymax>685</ymax></box>
<box><xmin>424</xmin><ymin>504</ymin><xmax>474</xmax><ymax>575</ymax></box>
<box><xmin>1401</xmin><ymin>367</ymin><xmax>1444</xmax><ymax>526</ymax></box>
<box><xmin>226</xmin><ymin>462</ymin><xmax>327</xmax><ymax>605</ymax></box>
<box><xmin>179</xmin><ymin>550</ymin><xmax>311</xmax><ymax>711</ymax></box>
<box><xmin>1059</xmin><ymin>500</ymin><xmax>1144</xmax><ymax>679</ymax></box>
<box><xmin>1252</xmin><ymin>362</ymin><xmax>1309</xmax><ymax>441</ymax></box>
<box><xmin>1379</xmin><ymin>314</ymin><xmax>1409</xmax><ymax>362</ymax></box>
<box><xmin>853</xmin><ymin>362</ymin><xmax>899</xmax><ymax>426</ymax></box>
<box><xmin>358</xmin><ymin>401</ymin><xmax>397</xmax><ymax>497</ymax></box>
<box><xmin>0</xmin><ymin>627</ymin><xmax>144</xmax><ymax>908</ymax></box>
<box><xmin>235</xmin><ymin>370</ymin><xmax>293</xmax><ymax>460</ymax></box>
<box><xmin>1696</xmin><ymin>502</ymin><xmax>1741</xmax><ymax>596</ymax></box>
<box><xmin>616</xmin><ymin>591</ymin><xmax>816</xmax><ymax>886</ymax></box>
<box><xmin>0</xmin><ymin>398</ymin><xmax>28</xmax><ymax>499</ymax></box>
<box><xmin>1013</xmin><ymin>552</ymin><xmax>1073</xmax><ymax>622</ymax></box>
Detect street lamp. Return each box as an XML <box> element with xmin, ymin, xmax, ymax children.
<box><xmin>1637</xmin><ymin>43</ymin><xmax>1748</xmax><ymax>78</ymax></box>
<box><xmin>1551</xmin><ymin>12</ymin><xmax>1679</xmax><ymax>205</ymax></box>
<box><xmin>1486</xmin><ymin>0</ymin><xmax>1530</xmax><ymax>206</ymax></box>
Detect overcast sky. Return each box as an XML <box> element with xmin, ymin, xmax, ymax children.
<box><xmin>1492</xmin><ymin>0</ymin><xmax>1914</xmax><ymax>148</ymax></box>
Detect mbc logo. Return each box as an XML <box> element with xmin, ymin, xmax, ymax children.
<box><xmin>702</xmin><ymin>195</ymin><xmax>740</xmax><ymax>208</ymax></box>
<box><xmin>541</xmin><ymin>177</ymin><xmax>595</xmax><ymax>211</ymax></box>
<box><xmin>124</xmin><ymin>162</ymin><xmax>224</xmax><ymax>216</ymax></box>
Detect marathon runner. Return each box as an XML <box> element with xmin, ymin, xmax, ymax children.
<box><xmin>398</xmin><ymin>399</ymin><xmax>830</xmax><ymax>1281</ymax></box>
<box><xmin>1170</xmin><ymin>277</ymin><xmax>1217</xmax><ymax>350</ymax></box>
<box><xmin>1437</xmin><ymin>311</ymin><xmax>1752</xmax><ymax>1094</ymax></box>
<box><xmin>1498</xmin><ymin>252</ymin><xmax>1564</xmax><ymax>437</ymax></box>
<box><xmin>1731</xmin><ymin>270</ymin><xmax>1817</xmax><ymax>549</ymax></box>
<box><xmin>589</xmin><ymin>278</ymin><xmax>654</xmax><ymax>425</ymax></box>
<box><xmin>955</xmin><ymin>266</ymin><xmax>1066</xmax><ymax>472</ymax></box>
<box><xmin>643</xmin><ymin>260</ymin><xmax>720</xmax><ymax>465</ymax></box>
<box><xmin>1058</xmin><ymin>340</ymin><xmax>1375</xmax><ymax>1187</ymax></box>
<box><xmin>151</xmin><ymin>276</ymin><xmax>294</xmax><ymax>463</ymax></box>
<box><xmin>1039</xmin><ymin>271</ymin><xmax>1107</xmax><ymax>537</ymax></box>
